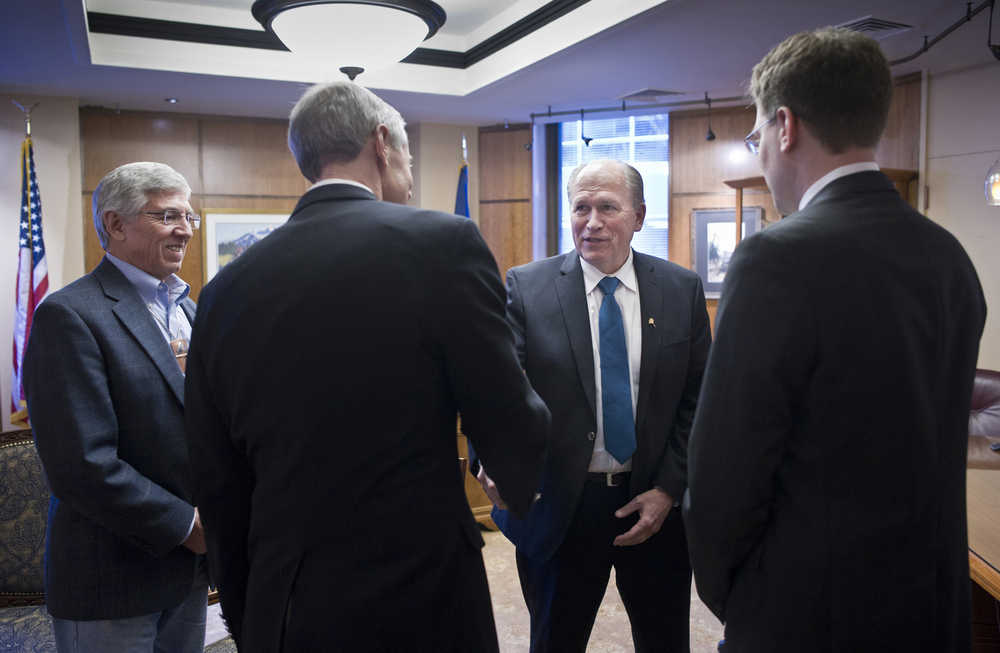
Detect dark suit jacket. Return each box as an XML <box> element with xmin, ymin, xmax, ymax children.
<box><xmin>684</xmin><ymin>171</ymin><xmax>987</xmax><ymax>652</ymax></box>
<box><xmin>491</xmin><ymin>250</ymin><xmax>710</xmax><ymax>562</ymax></box>
<box><xmin>23</xmin><ymin>257</ymin><xmax>200</xmax><ymax>620</ymax></box>
<box><xmin>184</xmin><ymin>183</ymin><xmax>549</xmax><ymax>652</ymax></box>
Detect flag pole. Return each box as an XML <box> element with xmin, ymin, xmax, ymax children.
<box><xmin>454</xmin><ymin>133</ymin><xmax>470</xmax><ymax>218</ymax></box>
<box><xmin>11</xmin><ymin>100</ymin><xmax>39</xmax><ymax>138</ymax></box>
<box><xmin>10</xmin><ymin>99</ymin><xmax>48</xmax><ymax>428</ymax></box>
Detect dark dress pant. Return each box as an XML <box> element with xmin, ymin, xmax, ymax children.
<box><xmin>516</xmin><ymin>478</ymin><xmax>692</xmax><ymax>652</ymax></box>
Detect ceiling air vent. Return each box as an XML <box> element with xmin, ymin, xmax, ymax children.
<box><xmin>837</xmin><ymin>16</ymin><xmax>913</xmax><ymax>40</ymax></box>
<box><xmin>617</xmin><ymin>88</ymin><xmax>683</xmax><ymax>103</ymax></box>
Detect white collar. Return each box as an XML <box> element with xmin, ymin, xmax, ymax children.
<box><xmin>308</xmin><ymin>177</ymin><xmax>375</xmax><ymax>195</ymax></box>
<box><xmin>798</xmin><ymin>162</ymin><xmax>880</xmax><ymax>211</ymax></box>
<box><xmin>580</xmin><ymin>249</ymin><xmax>637</xmax><ymax>295</ymax></box>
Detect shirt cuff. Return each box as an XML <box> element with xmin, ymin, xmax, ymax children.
<box><xmin>180</xmin><ymin>508</ymin><xmax>196</xmax><ymax>546</ymax></box>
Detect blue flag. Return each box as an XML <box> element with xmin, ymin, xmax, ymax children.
<box><xmin>454</xmin><ymin>163</ymin><xmax>469</xmax><ymax>218</ymax></box>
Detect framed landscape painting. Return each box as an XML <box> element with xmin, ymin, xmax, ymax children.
<box><xmin>691</xmin><ymin>207</ymin><xmax>763</xmax><ymax>298</ymax></box>
<box><xmin>202</xmin><ymin>210</ymin><xmax>289</xmax><ymax>282</ymax></box>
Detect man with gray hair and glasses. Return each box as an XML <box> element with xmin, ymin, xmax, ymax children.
<box><xmin>24</xmin><ymin>161</ymin><xmax>208</xmax><ymax>652</ymax></box>
<box><xmin>684</xmin><ymin>27</ymin><xmax>986</xmax><ymax>651</ymax></box>
<box><xmin>184</xmin><ymin>80</ymin><xmax>549</xmax><ymax>652</ymax></box>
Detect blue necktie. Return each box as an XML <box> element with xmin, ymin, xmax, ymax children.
<box><xmin>597</xmin><ymin>277</ymin><xmax>636</xmax><ymax>463</ymax></box>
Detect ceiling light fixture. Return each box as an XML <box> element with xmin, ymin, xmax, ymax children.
<box><xmin>251</xmin><ymin>0</ymin><xmax>447</xmax><ymax>80</ymax></box>
<box><xmin>705</xmin><ymin>92</ymin><xmax>716</xmax><ymax>141</ymax></box>
<box><xmin>987</xmin><ymin>158</ymin><xmax>1000</xmax><ymax>206</ymax></box>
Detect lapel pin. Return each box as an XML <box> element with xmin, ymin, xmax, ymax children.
<box><xmin>648</xmin><ymin>318</ymin><xmax>656</xmax><ymax>328</ymax></box>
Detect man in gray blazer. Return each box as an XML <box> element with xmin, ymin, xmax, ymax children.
<box><xmin>24</xmin><ymin>162</ymin><xmax>208</xmax><ymax>652</ymax></box>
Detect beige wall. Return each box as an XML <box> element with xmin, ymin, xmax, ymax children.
<box><xmin>1</xmin><ymin>94</ymin><xmax>83</xmax><ymax>431</ymax></box>
<box><xmin>924</xmin><ymin>63</ymin><xmax>1000</xmax><ymax>370</ymax></box>
<box><xmin>408</xmin><ymin>122</ymin><xmax>479</xmax><ymax>224</ymax></box>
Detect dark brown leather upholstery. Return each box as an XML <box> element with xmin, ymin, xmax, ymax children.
<box><xmin>969</xmin><ymin>369</ymin><xmax>1000</xmax><ymax>469</ymax></box>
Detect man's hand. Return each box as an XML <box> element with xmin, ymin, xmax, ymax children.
<box><xmin>613</xmin><ymin>487</ymin><xmax>673</xmax><ymax>546</ymax></box>
<box><xmin>183</xmin><ymin>507</ymin><xmax>207</xmax><ymax>554</ymax></box>
<box><xmin>476</xmin><ymin>466</ymin><xmax>508</xmax><ymax>511</ymax></box>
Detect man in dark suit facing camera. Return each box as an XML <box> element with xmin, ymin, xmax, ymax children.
<box><xmin>184</xmin><ymin>81</ymin><xmax>549</xmax><ymax>653</ymax></box>
<box><xmin>684</xmin><ymin>28</ymin><xmax>986</xmax><ymax>652</ymax></box>
<box><xmin>477</xmin><ymin>158</ymin><xmax>711</xmax><ymax>652</ymax></box>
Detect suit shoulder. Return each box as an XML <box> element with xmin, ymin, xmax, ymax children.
<box><xmin>508</xmin><ymin>253</ymin><xmax>571</xmax><ymax>280</ymax></box>
<box><xmin>39</xmin><ymin>272</ymin><xmax>104</xmax><ymax>311</ymax></box>
<box><xmin>376</xmin><ymin>201</ymin><xmax>469</xmax><ymax>232</ymax></box>
<box><xmin>638</xmin><ymin>252</ymin><xmax>699</xmax><ymax>281</ymax></box>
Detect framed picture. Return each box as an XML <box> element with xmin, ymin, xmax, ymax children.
<box><xmin>692</xmin><ymin>207</ymin><xmax>763</xmax><ymax>298</ymax></box>
<box><xmin>202</xmin><ymin>210</ymin><xmax>289</xmax><ymax>282</ymax></box>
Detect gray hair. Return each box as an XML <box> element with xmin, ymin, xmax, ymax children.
<box><xmin>288</xmin><ymin>81</ymin><xmax>408</xmax><ymax>182</ymax></box>
<box><xmin>566</xmin><ymin>159</ymin><xmax>645</xmax><ymax>210</ymax></box>
<box><xmin>91</xmin><ymin>162</ymin><xmax>191</xmax><ymax>250</ymax></box>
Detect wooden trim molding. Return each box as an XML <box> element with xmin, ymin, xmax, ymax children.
<box><xmin>970</xmin><ymin>550</ymin><xmax>1000</xmax><ymax>601</ymax></box>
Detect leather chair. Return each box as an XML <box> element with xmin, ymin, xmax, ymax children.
<box><xmin>0</xmin><ymin>429</ymin><xmax>55</xmax><ymax>650</ymax></box>
<box><xmin>969</xmin><ymin>369</ymin><xmax>1000</xmax><ymax>469</ymax></box>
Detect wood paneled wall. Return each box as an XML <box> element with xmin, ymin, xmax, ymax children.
<box><xmin>668</xmin><ymin>74</ymin><xmax>921</xmax><ymax>331</ymax></box>
<box><xmin>478</xmin><ymin>125</ymin><xmax>533</xmax><ymax>277</ymax></box>
<box><xmin>80</xmin><ymin>108</ymin><xmax>308</xmax><ymax>300</ymax></box>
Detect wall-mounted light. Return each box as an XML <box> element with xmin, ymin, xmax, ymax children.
<box><xmin>164</xmin><ymin>97</ymin><xmax>178</xmax><ymax>104</ymax></box>
<box><xmin>251</xmin><ymin>0</ymin><xmax>446</xmax><ymax>79</ymax></box>
<box><xmin>987</xmin><ymin>158</ymin><xmax>1000</xmax><ymax>206</ymax></box>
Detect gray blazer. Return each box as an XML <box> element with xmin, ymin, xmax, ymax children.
<box><xmin>24</xmin><ymin>257</ymin><xmax>200</xmax><ymax>620</ymax></box>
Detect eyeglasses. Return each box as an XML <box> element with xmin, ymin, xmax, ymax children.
<box><xmin>143</xmin><ymin>209</ymin><xmax>201</xmax><ymax>230</ymax></box>
<box><xmin>744</xmin><ymin>116</ymin><xmax>777</xmax><ymax>155</ymax></box>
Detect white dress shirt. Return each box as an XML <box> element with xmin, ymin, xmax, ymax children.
<box><xmin>308</xmin><ymin>177</ymin><xmax>375</xmax><ymax>194</ymax></box>
<box><xmin>580</xmin><ymin>250</ymin><xmax>642</xmax><ymax>473</ymax></box>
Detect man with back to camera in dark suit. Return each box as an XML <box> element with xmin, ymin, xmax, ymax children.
<box><xmin>474</xmin><ymin>158</ymin><xmax>711</xmax><ymax>651</ymax></box>
<box><xmin>23</xmin><ymin>162</ymin><xmax>208</xmax><ymax>652</ymax></box>
<box><xmin>683</xmin><ymin>28</ymin><xmax>987</xmax><ymax>652</ymax></box>
<box><xmin>182</xmin><ymin>80</ymin><xmax>550</xmax><ymax>653</ymax></box>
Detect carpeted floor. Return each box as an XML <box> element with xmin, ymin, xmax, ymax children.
<box><xmin>481</xmin><ymin>529</ymin><xmax>725</xmax><ymax>652</ymax></box>
<box><xmin>203</xmin><ymin>529</ymin><xmax>726</xmax><ymax>652</ymax></box>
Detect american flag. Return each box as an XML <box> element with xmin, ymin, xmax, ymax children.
<box><xmin>10</xmin><ymin>137</ymin><xmax>49</xmax><ymax>428</ymax></box>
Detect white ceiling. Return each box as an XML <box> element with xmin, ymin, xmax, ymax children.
<box><xmin>161</xmin><ymin>0</ymin><xmax>524</xmax><ymax>35</ymax></box>
<box><xmin>1</xmin><ymin>0</ymin><xmax>998</xmax><ymax>126</ymax></box>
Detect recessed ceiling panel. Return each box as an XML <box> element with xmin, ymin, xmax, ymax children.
<box><xmin>83</xmin><ymin>0</ymin><xmax>666</xmax><ymax>96</ymax></box>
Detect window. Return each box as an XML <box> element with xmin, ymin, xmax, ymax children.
<box><xmin>556</xmin><ymin>114</ymin><xmax>670</xmax><ymax>260</ymax></box>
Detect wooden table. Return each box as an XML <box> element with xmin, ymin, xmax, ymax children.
<box><xmin>968</xmin><ymin>468</ymin><xmax>1000</xmax><ymax>599</ymax></box>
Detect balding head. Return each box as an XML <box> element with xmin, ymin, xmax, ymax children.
<box><xmin>567</xmin><ymin>159</ymin><xmax>646</xmax><ymax>274</ymax></box>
